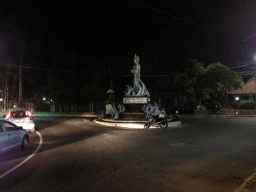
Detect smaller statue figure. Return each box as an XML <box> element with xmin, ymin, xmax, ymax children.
<box><xmin>106</xmin><ymin>107</ymin><xmax>119</xmax><ymax>119</ymax></box>
<box><xmin>142</xmin><ymin>102</ymin><xmax>161</xmax><ymax>119</ymax></box>
<box><xmin>117</xmin><ymin>103</ymin><xmax>125</xmax><ymax>113</ymax></box>
<box><xmin>153</xmin><ymin>102</ymin><xmax>161</xmax><ymax>116</ymax></box>
<box><xmin>142</xmin><ymin>104</ymin><xmax>154</xmax><ymax>118</ymax></box>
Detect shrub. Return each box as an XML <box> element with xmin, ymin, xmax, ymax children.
<box><xmin>198</xmin><ymin>105</ymin><xmax>206</xmax><ymax>111</ymax></box>
<box><xmin>240</xmin><ymin>100</ymin><xmax>256</xmax><ymax>109</ymax></box>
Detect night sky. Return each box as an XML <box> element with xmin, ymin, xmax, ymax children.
<box><xmin>0</xmin><ymin>0</ymin><xmax>256</xmax><ymax>77</ymax></box>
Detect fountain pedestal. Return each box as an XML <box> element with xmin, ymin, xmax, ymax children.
<box><xmin>119</xmin><ymin>112</ymin><xmax>146</xmax><ymax>121</ymax></box>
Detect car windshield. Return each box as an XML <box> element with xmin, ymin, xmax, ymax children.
<box><xmin>12</xmin><ymin>111</ymin><xmax>26</xmax><ymax>118</ymax></box>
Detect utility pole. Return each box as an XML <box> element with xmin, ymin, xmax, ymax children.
<box><xmin>19</xmin><ymin>63</ymin><xmax>22</xmax><ymax>107</ymax></box>
<box><xmin>5</xmin><ymin>71</ymin><xmax>8</xmax><ymax>111</ymax></box>
<box><xmin>18</xmin><ymin>41</ymin><xmax>23</xmax><ymax>107</ymax></box>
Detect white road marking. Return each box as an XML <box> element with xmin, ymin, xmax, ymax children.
<box><xmin>0</xmin><ymin>131</ymin><xmax>43</xmax><ymax>179</ymax></box>
<box><xmin>234</xmin><ymin>169</ymin><xmax>256</xmax><ymax>192</ymax></box>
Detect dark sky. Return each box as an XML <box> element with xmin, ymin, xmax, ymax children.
<box><xmin>1</xmin><ymin>0</ymin><xmax>256</xmax><ymax>76</ymax></box>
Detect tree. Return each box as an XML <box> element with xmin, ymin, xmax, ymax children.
<box><xmin>202</xmin><ymin>62</ymin><xmax>243</xmax><ymax>107</ymax></box>
<box><xmin>175</xmin><ymin>59</ymin><xmax>244</xmax><ymax>109</ymax></box>
<box><xmin>0</xmin><ymin>24</ymin><xmax>46</xmax><ymax>107</ymax></box>
<box><xmin>174</xmin><ymin>59</ymin><xmax>205</xmax><ymax>106</ymax></box>
<box><xmin>47</xmin><ymin>53</ymin><xmax>83</xmax><ymax>113</ymax></box>
<box><xmin>80</xmin><ymin>70</ymin><xmax>109</xmax><ymax>112</ymax></box>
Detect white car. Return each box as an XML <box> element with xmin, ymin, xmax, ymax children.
<box><xmin>0</xmin><ymin>120</ymin><xmax>29</xmax><ymax>153</ymax></box>
<box><xmin>3</xmin><ymin>109</ymin><xmax>35</xmax><ymax>133</ymax></box>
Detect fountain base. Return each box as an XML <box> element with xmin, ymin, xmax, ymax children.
<box><xmin>119</xmin><ymin>112</ymin><xmax>146</xmax><ymax>121</ymax></box>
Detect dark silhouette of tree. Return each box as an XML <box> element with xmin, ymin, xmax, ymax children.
<box><xmin>175</xmin><ymin>59</ymin><xmax>244</xmax><ymax>109</ymax></box>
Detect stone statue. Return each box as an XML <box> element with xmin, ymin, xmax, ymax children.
<box><xmin>142</xmin><ymin>102</ymin><xmax>161</xmax><ymax>118</ymax></box>
<box><xmin>106</xmin><ymin>107</ymin><xmax>119</xmax><ymax>119</ymax></box>
<box><xmin>131</xmin><ymin>54</ymin><xmax>141</xmax><ymax>91</ymax></box>
<box><xmin>125</xmin><ymin>54</ymin><xmax>150</xmax><ymax>97</ymax></box>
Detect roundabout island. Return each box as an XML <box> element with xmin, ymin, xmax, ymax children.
<box><xmin>94</xmin><ymin>118</ymin><xmax>181</xmax><ymax>129</ymax></box>
<box><xmin>99</xmin><ymin>54</ymin><xmax>181</xmax><ymax>129</ymax></box>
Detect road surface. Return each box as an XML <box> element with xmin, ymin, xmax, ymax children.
<box><xmin>0</xmin><ymin>116</ymin><xmax>256</xmax><ymax>192</ymax></box>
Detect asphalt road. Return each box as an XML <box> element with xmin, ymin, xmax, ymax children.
<box><xmin>0</xmin><ymin>116</ymin><xmax>256</xmax><ymax>192</ymax></box>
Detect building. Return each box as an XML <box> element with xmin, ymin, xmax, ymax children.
<box><xmin>228</xmin><ymin>77</ymin><xmax>256</xmax><ymax>101</ymax></box>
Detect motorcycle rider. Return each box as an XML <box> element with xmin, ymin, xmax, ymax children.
<box><xmin>172</xmin><ymin>106</ymin><xmax>180</xmax><ymax>121</ymax></box>
<box><xmin>152</xmin><ymin>103</ymin><xmax>161</xmax><ymax>122</ymax></box>
<box><xmin>144</xmin><ymin>106</ymin><xmax>167</xmax><ymax>129</ymax></box>
<box><xmin>153</xmin><ymin>108</ymin><xmax>166</xmax><ymax>123</ymax></box>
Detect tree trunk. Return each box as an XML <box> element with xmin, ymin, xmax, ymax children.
<box><xmin>71</xmin><ymin>104</ymin><xmax>73</xmax><ymax>113</ymax></box>
<box><xmin>51</xmin><ymin>102</ymin><xmax>55</xmax><ymax>112</ymax></box>
<box><xmin>199</xmin><ymin>95</ymin><xmax>201</xmax><ymax>107</ymax></box>
<box><xmin>64</xmin><ymin>104</ymin><xmax>68</xmax><ymax>114</ymax></box>
<box><xmin>90</xmin><ymin>101</ymin><xmax>94</xmax><ymax>113</ymax></box>
<box><xmin>59</xmin><ymin>103</ymin><xmax>62</xmax><ymax>113</ymax></box>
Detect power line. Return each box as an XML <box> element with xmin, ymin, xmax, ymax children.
<box><xmin>3</xmin><ymin>1</ymin><xmax>254</xmax><ymax>68</ymax></box>
<box><xmin>0</xmin><ymin>62</ymin><xmax>83</xmax><ymax>74</ymax></box>
<box><xmin>128</xmin><ymin>0</ymin><xmax>203</xmax><ymax>28</ymax></box>
<box><xmin>129</xmin><ymin>0</ymin><xmax>256</xmax><ymax>61</ymax></box>
<box><xmin>0</xmin><ymin>61</ymin><xmax>251</xmax><ymax>76</ymax></box>
<box><xmin>220</xmin><ymin>34</ymin><xmax>256</xmax><ymax>51</ymax></box>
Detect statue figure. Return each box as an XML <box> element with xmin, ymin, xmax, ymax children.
<box><xmin>142</xmin><ymin>102</ymin><xmax>160</xmax><ymax>118</ymax></box>
<box><xmin>131</xmin><ymin>54</ymin><xmax>141</xmax><ymax>91</ymax></box>
<box><xmin>124</xmin><ymin>54</ymin><xmax>150</xmax><ymax>97</ymax></box>
<box><xmin>142</xmin><ymin>102</ymin><xmax>166</xmax><ymax>119</ymax></box>
<box><xmin>142</xmin><ymin>103</ymin><xmax>154</xmax><ymax>118</ymax></box>
<box><xmin>106</xmin><ymin>107</ymin><xmax>119</xmax><ymax>119</ymax></box>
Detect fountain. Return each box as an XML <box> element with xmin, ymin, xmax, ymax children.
<box><xmin>105</xmin><ymin>54</ymin><xmax>163</xmax><ymax>121</ymax></box>
<box><xmin>96</xmin><ymin>54</ymin><xmax>181</xmax><ymax>128</ymax></box>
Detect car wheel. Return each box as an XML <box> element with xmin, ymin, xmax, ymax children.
<box><xmin>21</xmin><ymin>136</ymin><xmax>28</xmax><ymax>149</ymax></box>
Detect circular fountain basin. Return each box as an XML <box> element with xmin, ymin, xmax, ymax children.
<box><xmin>119</xmin><ymin>112</ymin><xmax>146</xmax><ymax>120</ymax></box>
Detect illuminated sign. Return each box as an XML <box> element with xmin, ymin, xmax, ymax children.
<box><xmin>123</xmin><ymin>97</ymin><xmax>148</xmax><ymax>104</ymax></box>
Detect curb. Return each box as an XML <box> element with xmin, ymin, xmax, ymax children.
<box><xmin>179</xmin><ymin>115</ymin><xmax>256</xmax><ymax>118</ymax></box>
<box><xmin>93</xmin><ymin>119</ymin><xmax>182</xmax><ymax>129</ymax></box>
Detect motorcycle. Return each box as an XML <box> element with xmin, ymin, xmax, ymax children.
<box><xmin>144</xmin><ymin>115</ymin><xmax>168</xmax><ymax>129</ymax></box>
